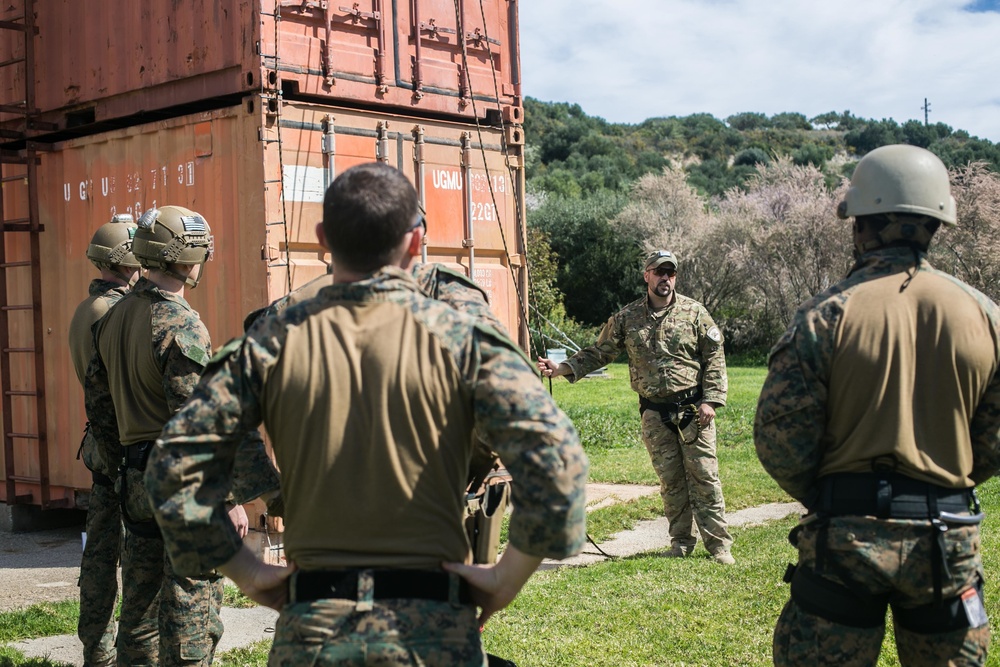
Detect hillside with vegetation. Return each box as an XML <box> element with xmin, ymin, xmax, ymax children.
<box><xmin>524</xmin><ymin>99</ymin><xmax>1000</xmax><ymax>357</ymax></box>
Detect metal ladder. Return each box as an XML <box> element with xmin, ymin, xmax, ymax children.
<box><xmin>0</xmin><ymin>0</ymin><xmax>58</xmax><ymax>508</ymax></box>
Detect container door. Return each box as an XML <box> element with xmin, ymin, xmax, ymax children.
<box><xmin>275</xmin><ymin>101</ymin><xmax>526</xmax><ymax>342</ymax></box>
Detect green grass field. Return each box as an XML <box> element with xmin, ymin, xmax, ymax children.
<box><xmin>2</xmin><ymin>363</ymin><xmax>998</xmax><ymax>666</ymax></box>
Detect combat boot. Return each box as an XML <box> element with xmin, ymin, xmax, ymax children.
<box><xmin>711</xmin><ymin>549</ymin><xmax>736</xmax><ymax>565</ymax></box>
<box><xmin>664</xmin><ymin>544</ymin><xmax>693</xmax><ymax>558</ymax></box>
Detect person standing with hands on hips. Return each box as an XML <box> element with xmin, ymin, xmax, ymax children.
<box><xmin>145</xmin><ymin>162</ymin><xmax>589</xmax><ymax>666</ymax></box>
<box><xmin>538</xmin><ymin>250</ymin><xmax>734</xmax><ymax>564</ymax></box>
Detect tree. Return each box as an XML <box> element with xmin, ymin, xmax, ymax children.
<box><xmin>770</xmin><ymin>112</ymin><xmax>812</xmax><ymax>131</ymax></box>
<box><xmin>726</xmin><ymin>112</ymin><xmax>768</xmax><ymax>131</ymax></box>
<box><xmin>529</xmin><ymin>191</ymin><xmax>642</xmax><ymax>326</ymax></box>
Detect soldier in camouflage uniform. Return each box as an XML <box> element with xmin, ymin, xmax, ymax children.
<box><xmin>69</xmin><ymin>216</ymin><xmax>140</xmax><ymax>667</ymax></box>
<box><xmin>145</xmin><ymin>162</ymin><xmax>589</xmax><ymax>666</ymax></box>
<box><xmin>86</xmin><ymin>205</ymin><xmax>273</xmax><ymax>666</ymax></box>
<box><xmin>538</xmin><ymin>250</ymin><xmax>734</xmax><ymax>563</ymax></box>
<box><xmin>754</xmin><ymin>145</ymin><xmax>1000</xmax><ymax>666</ymax></box>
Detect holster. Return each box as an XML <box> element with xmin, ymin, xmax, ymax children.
<box><xmin>118</xmin><ymin>441</ymin><xmax>161</xmax><ymax>539</ymax></box>
<box><xmin>465</xmin><ymin>476</ymin><xmax>510</xmax><ymax>565</ymax></box>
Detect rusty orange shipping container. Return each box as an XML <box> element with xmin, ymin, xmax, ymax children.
<box><xmin>0</xmin><ymin>0</ymin><xmax>522</xmax><ymax>132</ymax></box>
<box><xmin>0</xmin><ymin>97</ymin><xmax>527</xmax><ymax>509</ymax></box>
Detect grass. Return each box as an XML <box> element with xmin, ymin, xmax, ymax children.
<box><xmin>556</xmin><ymin>364</ymin><xmax>787</xmax><ymax>509</ymax></box>
<box><xmin>3</xmin><ymin>362</ymin><xmax>1000</xmax><ymax>666</ymax></box>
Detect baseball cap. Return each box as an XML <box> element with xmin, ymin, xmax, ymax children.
<box><xmin>644</xmin><ymin>250</ymin><xmax>678</xmax><ymax>271</ymax></box>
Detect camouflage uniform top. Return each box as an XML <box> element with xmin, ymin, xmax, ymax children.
<box><xmin>69</xmin><ymin>279</ymin><xmax>129</xmax><ymax>386</ymax></box>
<box><xmin>69</xmin><ymin>279</ymin><xmax>129</xmax><ymax>476</ymax></box>
<box><xmin>563</xmin><ymin>293</ymin><xmax>727</xmax><ymax>405</ymax></box>
<box><xmin>146</xmin><ymin>267</ymin><xmax>588</xmax><ymax>576</ymax></box>
<box><xmin>244</xmin><ymin>263</ymin><xmax>506</xmax><ymax>334</ymax></box>
<box><xmin>86</xmin><ymin>276</ymin><xmax>211</xmax><ymax>449</ymax></box>
<box><xmin>754</xmin><ymin>247</ymin><xmax>1000</xmax><ymax>505</ymax></box>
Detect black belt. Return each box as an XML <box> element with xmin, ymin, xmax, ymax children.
<box><xmin>291</xmin><ymin>569</ymin><xmax>472</xmax><ymax>605</ymax></box>
<box><xmin>813</xmin><ymin>472</ymin><xmax>974</xmax><ymax>519</ymax></box>
<box><xmin>122</xmin><ymin>441</ymin><xmax>155</xmax><ymax>471</ymax></box>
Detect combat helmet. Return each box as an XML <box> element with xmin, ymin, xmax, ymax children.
<box><xmin>133</xmin><ymin>205</ymin><xmax>213</xmax><ymax>288</ymax></box>
<box><xmin>87</xmin><ymin>214</ymin><xmax>140</xmax><ymax>284</ymax></box>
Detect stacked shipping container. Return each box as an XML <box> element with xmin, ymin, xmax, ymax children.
<box><xmin>0</xmin><ymin>0</ymin><xmax>526</xmax><ymax>513</ymax></box>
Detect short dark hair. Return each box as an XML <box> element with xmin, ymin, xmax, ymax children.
<box><xmin>322</xmin><ymin>163</ymin><xmax>418</xmax><ymax>273</ymax></box>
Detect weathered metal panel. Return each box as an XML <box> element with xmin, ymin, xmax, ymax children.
<box><xmin>0</xmin><ymin>97</ymin><xmax>525</xmax><ymax>508</ymax></box>
<box><xmin>0</xmin><ymin>0</ymin><xmax>520</xmax><ymax>130</ymax></box>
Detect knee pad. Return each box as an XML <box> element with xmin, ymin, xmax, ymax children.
<box><xmin>893</xmin><ymin>579</ymin><xmax>989</xmax><ymax>634</ymax></box>
<box><xmin>788</xmin><ymin>564</ymin><xmax>889</xmax><ymax>628</ymax></box>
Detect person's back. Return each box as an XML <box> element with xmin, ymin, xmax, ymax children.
<box><xmin>821</xmin><ymin>255</ymin><xmax>998</xmax><ymax>486</ymax></box>
<box><xmin>755</xmin><ymin>144</ymin><xmax>1000</xmax><ymax>667</ymax></box>
<box><xmin>147</xmin><ymin>162</ymin><xmax>588</xmax><ymax>666</ymax></box>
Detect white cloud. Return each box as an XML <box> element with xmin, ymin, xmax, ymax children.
<box><xmin>518</xmin><ymin>0</ymin><xmax>1000</xmax><ymax>142</ymax></box>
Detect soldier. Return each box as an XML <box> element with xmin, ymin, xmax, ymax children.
<box><xmin>145</xmin><ymin>162</ymin><xmax>589</xmax><ymax>665</ymax></box>
<box><xmin>85</xmin><ymin>205</ymin><xmax>240</xmax><ymax>666</ymax></box>
<box><xmin>69</xmin><ymin>215</ymin><xmax>140</xmax><ymax>667</ymax></box>
<box><xmin>754</xmin><ymin>144</ymin><xmax>1000</xmax><ymax>666</ymax></box>
<box><xmin>537</xmin><ymin>250</ymin><xmax>734</xmax><ymax>564</ymax></box>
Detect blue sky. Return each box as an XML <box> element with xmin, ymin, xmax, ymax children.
<box><xmin>519</xmin><ymin>0</ymin><xmax>1000</xmax><ymax>142</ymax></box>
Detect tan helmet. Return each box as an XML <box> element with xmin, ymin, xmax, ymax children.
<box><xmin>836</xmin><ymin>144</ymin><xmax>956</xmax><ymax>226</ymax></box>
<box><xmin>87</xmin><ymin>214</ymin><xmax>140</xmax><ymax>282</ymax></box>
<box><xmin>133</xmin><ymin>205</ymin><xmax>213</xmax><ymax>287</ymax></box>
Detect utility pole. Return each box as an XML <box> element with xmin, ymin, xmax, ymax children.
<box><xmin>922</xmin><ymin>98</ymin><xmax>931</xmax><ymax>126</ymax></box>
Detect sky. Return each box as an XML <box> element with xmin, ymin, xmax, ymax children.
<box><xmin>518</xmin><ymin>0</ymin><xmax>1000</xmax><ymax>143</ymax></box>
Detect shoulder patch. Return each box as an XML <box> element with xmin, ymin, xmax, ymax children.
<box><xmin>174</xmin><ymin>331</ymin><xmax>210</xmax><ymax>367</ymax></box>
<box><xmin>707</xmin><ymin>326</ymin><xmax>722</xmax><ymax>343</ymax></box>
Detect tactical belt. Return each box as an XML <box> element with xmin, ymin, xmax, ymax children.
<box><xmin>813</xmin><ymin>472</ymin><xmax>974</xmax><ymax>519</ymax></box>
<box><xmin>639</xmin><ymin>387</ymin><xmax>702</xmax><ymax>437</ymax></box>
<box><xmin>809</xmin><ymin>471</ymin><xmax>982</xmax><ymax>605</ymax></box>
<box><xmin>118</xmin><ymin>441</ymin><xmax>161</xmax><ymax>539</ymax></box>
<box><xmin>123</xmin><ymin>441</ymin><xmax>155</xmax><ymax>471</ymax></box>
<box><xmin>290</xmin><ymin>569</ymin><xmax>471</xmax><ymax>605</ymax></box>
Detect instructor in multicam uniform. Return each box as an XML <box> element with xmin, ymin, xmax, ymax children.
<box><xmin>145</xmin><ymin>162</ymin><xmax>589</xmax><ymax>666</ymax></box>
<box><xmin>537</xmin><ymin>250</ymin><xmax>734</xmax><ymax>564</ymax></box>
<box><xmin>69</xmin><ymin>216</ymin><xmax>140</xmax><ymax>667</ymax></box>
<box><xmin>755</xmin><ymin>144</ymin><xmax>1000</xmax><ymax>666</ymax></box>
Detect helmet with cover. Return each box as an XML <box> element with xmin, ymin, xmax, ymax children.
<box><xmin>133</xmin><ymin>205</ymin><xmax>213</xmax><ymax>287</ymax></box>
<box><xmin>87</xmin><ymin>214</ymin><xmax>140</xmax><ymax>283</ymax></box>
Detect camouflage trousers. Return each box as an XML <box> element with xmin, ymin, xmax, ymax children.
<box><xmin>117</xmin><ymin>467</ymin><xmax>224</xmax><ymax>667</ymax></box>
<box><xmin>774</xmin><ymin>516</ymin><xmax>990</xmax><ymax>666</ymax></box>
<box><xmin>640</xmin><ymin>409</ymin><xmax>732</xmax><ymax>554</ymax></box>
<box><xmin>268</xmin><ymin>597</ymin><xmax>486</xmax><ymax>666</ymax></box>
<box><xmin>78</xmin><ymin>478</ymin><xmax>122</xmax><ymax>667</ymax></box>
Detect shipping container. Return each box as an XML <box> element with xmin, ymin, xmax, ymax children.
<box><xmin>0</xmin><ymin>0</ymin><xmax>522</xmax><ymax>133</ymax></box>
<box><xmin>0</xmin><ymin>97</ymin><xmax>527</xmax><ymax>511</ymax></box>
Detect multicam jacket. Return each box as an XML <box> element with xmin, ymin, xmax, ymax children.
<box><xmin>146</xmin><ymin>267</ymin><xmax>588</xmax><ymax>576</ymax></box>
<box><xmin>563</xmin><ymin>293</ymin><xmax>727</xmax><ymax>405</ymax></box>
<box><xmin>754</xmin><ymin>247</ymin><xmax>1000</xmax><ymax>505</ymax></box>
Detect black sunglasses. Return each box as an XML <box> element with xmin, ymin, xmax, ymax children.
<box><xmin>651</xmin><ymin>266</ymin><xmax>676</xmax><ymax>277</ymax></box>
<box><xmin>408</xmin><ymin>214</ymin><xmax>427</xmax><ymax>233</ymax></box>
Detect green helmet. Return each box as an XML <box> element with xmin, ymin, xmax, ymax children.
<box><xmin>133</xmin><ymin>205</ymin><xmax>213</xmax><ymax>287</ymax></box>
<box><xmin>837</xmin><ymin>144</ymin><xmax>956</xmax><ymax>226</ymax></box>
<box><xmin>87</xmin><ymin>214</ymin><xmax>140</xmax><ymax>282</ymax></box>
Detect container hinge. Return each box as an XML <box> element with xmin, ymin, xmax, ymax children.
<box><xmin>462</xmin><ymin>238</ymin><xmax>475</xmax><ymax>248</ymax></box>
<box><xmin>339</xmin><ymin>4</ymin><xmax>380</xmax><ymax>22</ymax></box>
